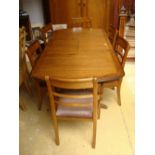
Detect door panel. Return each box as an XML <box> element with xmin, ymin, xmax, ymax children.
<box><xmin>86</xmin><ymin>0</ymin><xmax>114</xmax><ymax>30</ymax></box>
<box><xmin>51</xmin><ymin>0</ymin><xmax>81</xmax><ymax>25</ymax></box>
<box><xmin>86</xmin><ymin>0</ymin><xmax>105</xmax><ymax>28</ymax></box>
<box><xmin>49</xmin><ymin>0</ymin><xmax>114</xmax><ymax>31</ymax></box>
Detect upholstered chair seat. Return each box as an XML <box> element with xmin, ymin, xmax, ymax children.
<box><xmin>56</xmin><ymin>97</ymin><xmax>93</xmax><ymax>118</ymax></box>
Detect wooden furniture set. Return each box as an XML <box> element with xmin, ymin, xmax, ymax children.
<box><xmin>20</xmin><ymin>19</ymin><xmax>129</xmax><ymax>147</ymax></box>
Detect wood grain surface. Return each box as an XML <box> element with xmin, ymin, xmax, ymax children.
<box><xmin>32</xmin><ymin>28</ymin><xmax>124</xmax><ymax>81</ymax></box>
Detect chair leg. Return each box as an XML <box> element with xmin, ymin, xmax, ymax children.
<box><xmin>22</xmin><ymin>64</ymin><xmax>33</xmax><ymax>96</ymax></box>
<box><xmin>97</xmin><ymin>101</ymin><xmax>100</xmax><ymax>119</ymax></box>
<box><xmin>98</xmin><ymin>83</ymin><xmax>103</xmax><ymax>99</ymax></box>
<box><xmin>99</xmin><ymin>85</ymin><xmax>108</xmax><ymax>109</ymax></box>
<box><xmin>38</xmin><ymin>93</ymin><xmax>44</xmax><ymax>110</ymax></box>
<box><xmin>19</xmin><ymin>101</ymin><xmax>26</xmax><ymax>111</ymax></box>
<box><xmin>34</xmin><ymin>80</ymin><xmax>44</xmax><ymax>110</ymax></box>
<box><xmin>23</xmin><ymin>78</ymin><xmax>32</xmax><ymax>96</ymax></box>
<box><xmin>92</xmin><ymin>118</ymin><xmax>97</xmax><ymax>148</ymax></box>
<box><xmin>116</xmin><ymin>80</ymin><xmax>122</xmax><ymax>106</ymax></box>
<box><xmin>19</xmin><ymin>95</ymin><xmax>26</xmax><ymax>111</ymax></box>
<box><xmin>97</xmin><ymin>84</ymin><xmax>101</xmax><ymax>119</ymax></box>
<box><xmin>52</xmin><ymin>116</ymin><xmax>60</xmax><ymax>145</ymax></box>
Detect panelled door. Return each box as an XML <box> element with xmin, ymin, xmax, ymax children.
<box><xmin>86</xmin><ymin>0</ymin><xmax>114</xmax><ymax>31</ymax></box>
<box><xmin>50</xmin><ymin>0</ymin><xmax>81</xmax><ymax>25</ymax></box>
<box><xmin>49</xmin><ymin>0</ymin><xmax>114</xmax><ymax>31</ymax></box>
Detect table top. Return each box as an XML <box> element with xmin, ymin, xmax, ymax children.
<box><xmin>31</xmin><ymin>28</ymin><xmax>124</xmax><ymax>81</ymax></box>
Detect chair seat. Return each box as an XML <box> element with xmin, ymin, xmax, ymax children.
<box><xmin>56</xmin><ymin>104</ymin><xmax>93</xmax><ymax>118</ymax></box>
<box><xmin>56</xmin><ymin>89</ymin><xmax>93</xmax><ymax>118</ymax></box>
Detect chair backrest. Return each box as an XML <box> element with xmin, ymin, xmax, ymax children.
<box><xmin>26</xmin><ymin>40</ymin><xmax>42</xmax><ymax>68</ymax></box>
<box><xmin>19</xmin><ymin>27</ymin><xmax>29</xmax><ymax>87</ymax></box>
<box><xmin>114</xmin><ymin>36</ymin><xmax>130</xmax><ymax>68</ymax></box>
<box><xmin>19</xmin><ymin>26</ymin><xmax>26</xmax><ymax>62</ymax></box>
<box><xmin>41</xmin><ymin>23</ymin><xmax>53</xmax><ymax>44</ymax></box>
<box><xmin>108</xmin><ymin>25</ymin><xmax>118</xmax><ymax>48</ymax></box>
<box><xmin>32</xmin><ymin>27</ymin><xmax>42</xmax><ymax>40</ymax></box>
<box><xmin>45</xmin><ymin>76</ymin><xmax>98</xmax><ymax>118</ymax></box>
<box><xmin>71</xmin><ymin>17</ymin><xmax>92</xmax><ymax>28</ymax></box>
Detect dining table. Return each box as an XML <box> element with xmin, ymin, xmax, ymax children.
<box><xmin>31</xmin><ymin>28</ymin><xmax>124</xmax><ymax>83</ymax></box>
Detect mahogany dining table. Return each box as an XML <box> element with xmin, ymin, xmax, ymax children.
<box><xmin>31</xmin><ymin>28</ymin><xmax>124</xmax><ymax>82</ymax></box>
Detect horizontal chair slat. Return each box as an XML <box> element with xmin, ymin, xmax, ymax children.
<box><xmin>52</xmin><ymin>92</ymin><xmax>93</xmax><ymax>99</ymax></box>
<box><xmin>51</xmin><ymin>81</ymin><xmax>93</xmax><ymax>89</ymax></box>
<box><xmin>56</xmin><ymin>102</ymin><xmax>92</xmax><ymax>107</ymax></box>
<box><xmin>57</xmin><ymin>117</ymin><xmax>92</xmax><ymax>121</ymax></box>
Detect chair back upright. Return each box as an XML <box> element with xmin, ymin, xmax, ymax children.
<box><xmin>19</xmin><ymin>26</ymin><xmax>32</xmax><ymax>110</ymax></box>
<box><xmin>71</xmin><ymin>17</ymin><xmax>92</xmax><ymax>28</ymax></box>
<box><xmin>108</xmin><ymin>25</ymin><xmax>118</xmax><ymax>48</ymax></box>
<box><xmin>114</xmin><ymin>36</ymin><xmax>130</xmax><ymax>68</ymax></box>
<box><xmin>19</xmin><ymin>27</ymin><xmax>26</xmax><ymax>64</ymax></box>
<box><xmin>26</xmin><ymin>40</ymin><xmax>42</xmax><ymax>68</ymax></box>
<box><xmin>19</xmin><ymin>27</ymin><xmax>28</xmax><ymax>86</ymax></box>
<box><xmin>41</xmin><ymin>23</ymin><xmax>53</xmax><ymax>44</ymax></box>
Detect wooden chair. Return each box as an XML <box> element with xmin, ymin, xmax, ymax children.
<box><xmin>40</xmin><ymin>23</ymin><xmax>53</xmax><ymax>44</ymax></box>
<box><xmin>19</xmin><ymin>26</ymin><xmax>32</xmax><ymax>110</ymax></box>
<box><xmin>32</xmin><ymin>27</ymin><xmax>42</xmax><ymax>40</ymax></box>
<box><xmin>100</xmin><ymin>36</ymin><xmax>130</xmax><ymax>106</ymax></box>
<box><xmin>26</xmin><ymin>40</ymin><xmax>46</xmax><ymax>110</ymax></box>
<box><xmin>114</xmin><ymin>36</ymin><xmax>130</xmax><ymax>68</ymax></box>
<box><xmin>71</xmin><ymin>17</ymin><xmax>92</xmax><ymax>28</ymax></box>
<box><xmin>108</xmin><ymin>25</ymin><xmax>118</xmax><ymax>48</ymax></box>
<box><xmin>26</xmin><ymin>40</ymin><xmax>42</xmax><ymax>68</ymax></box>
<box><xmin>45</xmin><ymin>76</ymin><xmax>98</xmax><ymax>148</ymax></box>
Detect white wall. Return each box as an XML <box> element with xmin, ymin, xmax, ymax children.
<box><xmin>22</xmin><ymin>0</ymin><xmax>44</xmax><ymax>27</ymax></box>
